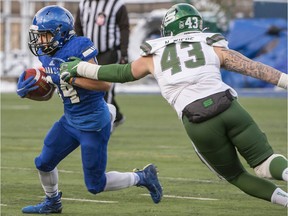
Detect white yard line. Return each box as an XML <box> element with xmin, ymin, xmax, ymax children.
<box><xmin>3</xmin><ymin>166</ymin><xmax>286</xmax><ymax>188</ymax></box>
<box><xmin>160</xmin><ymin>177</ymin><xmax>215</xmax><ymax>183</ymax></box>
<box><xmin>164</xmin><ymin>195</ymin><xmax>218</xmax><ymax>201</ymax></box>
<box><xmin>1</xmin><ymin>105</ymin><xmax>31</xmax><ymax>110</ymax></box>
<box><xmin>1</xmin><ymin>166</ymin><xmax>81</xmax><ymax>174</ymax></box>
<box><xmin>38</xmin><ymin>197</ymin><xmax>118</xmax><ymax>204</ymax></box>
<box><xmin>141</xmin><ymin>194</ymin><xmax>218</xmax><ymax>201</ymax></box>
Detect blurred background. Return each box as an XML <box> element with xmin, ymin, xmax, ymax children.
<box><xmin>0</xmin><ymin>0</ymin><xmax>287</xmax><ymax>91</ymax></box>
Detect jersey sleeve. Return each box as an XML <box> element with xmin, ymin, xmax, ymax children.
<box><xmin>140</xmin><ymin>37</ymin><xmax>168</xmax><ymax>56</ymax></box>
<box><xmin>206</xmin><ymin>33</ymin><xmax>229</xmax><ymax>48</ymax></box>
<box><xmin>78</xmin><ymin>37</ymin><xmax>98</xmax><ymax>61</ymax></box>
<box><xmin>67</xmin><ymin>36</ymin><xmax>98</xmax><ymax>61</ymax></box>
<box><xmin>140</xmin><ymin>41</ymin><xmax>153</xmax><ymax>56</ymax></box>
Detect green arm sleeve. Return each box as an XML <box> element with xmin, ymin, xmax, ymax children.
<box><xmin>98</xmin><ymin>63</ymin><xmax>136</xmax><ymax>83</ymax></box>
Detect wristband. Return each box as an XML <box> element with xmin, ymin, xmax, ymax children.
<box><xmin>277</xmin><ymin>73</ymin><xmax>288</xmax><ymax>89</ymax></box>
<box><xmin>69</xmin><ymin>77</ymin><xmax>77</xmax><ymax>85</ymax></box>
<box><xmin>77</xmin><ymin>62</ymin><xmax>100</xmax><ymax>80</ymax></box>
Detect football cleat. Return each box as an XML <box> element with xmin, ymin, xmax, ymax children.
<box><xmin>134</xmin><ymin>164</ymin><xmax>163</xmax><ymax>204</ymax></box>
<box><xmin>22</xmin><ymin>191</ymin><xmax>62</xmax><ymax>214</ymax></box>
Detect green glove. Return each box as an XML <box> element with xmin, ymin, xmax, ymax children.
<box><xmin>60</xmin><ymin>57</ymin><xmax>82</xmax><ymax>82</ymax></box>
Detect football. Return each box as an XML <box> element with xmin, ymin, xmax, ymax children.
<box><xmin>24</xmin><ymin>68</ymin><xmax>54</xmax><ymax>100</ymax></box>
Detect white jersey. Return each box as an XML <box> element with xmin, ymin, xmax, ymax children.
<box><xmin>140</xmin><ymin>32</ymin><xmax>237</xmax><ymax>119</ymax></box>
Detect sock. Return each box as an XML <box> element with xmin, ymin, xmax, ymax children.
<box><xmin>134</xmin><ymin>172</ymin><xmax>140</xmax><ymax>184</ymax></box>
<box><xmin>269</xmin><ymin>155</ymin><xmax>288</xmax><ymax>180</ymax></box>
<box><xmin>104</xmin><ymin>171</ymin><xmax>137</xmax><ymax>191</ymax></box>
<box><xmin>38</xmin><ymin>168</ymin><xmax>59</xmax><ymax>198</ymax></box>
<box><xmin>271</xmin><ymin>188</ymin><xmax>288</xmax><ymax>207</ymax></box>
<box><xmin>229</xmin><ymin>171</ymin><xmax>277</xmax><ymax>202</ymax></box>
<box><xmin>282</xmin><ymin>168</ymin><xmax>288</xmax><ymax>181</ymax></box>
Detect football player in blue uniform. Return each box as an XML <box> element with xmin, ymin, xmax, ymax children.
<box><xmin>16</xmin><ymin>5</ymin><xmax>162</xmax><ymax>214</ymax></box>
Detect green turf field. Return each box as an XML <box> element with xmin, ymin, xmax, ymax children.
<box><xmin>1</xmin><ymin>93</ymin><xmax>287</xmax><ymax>216</ymax></box>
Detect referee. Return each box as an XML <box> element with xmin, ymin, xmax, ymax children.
<box><xmin>75</xmin><ymin>0</ymin><xmax>129</xmax><ymax>129</ymax></box>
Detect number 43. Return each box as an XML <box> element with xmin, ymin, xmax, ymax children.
<box><xmin>161</xmin><ymin>42</ymin><xmax>206</xmax><ymax>74</ymax></box>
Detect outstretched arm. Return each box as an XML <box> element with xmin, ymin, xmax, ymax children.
<box><xmin>69</xmin><ymin>77</ymin><xmax>111</xmax><ymax>91</ymax></box>
<box><xmin>214</xmin><ymin>47</ymin><xmax>287</xmax><ymax>89</ymax></box>
<box><xmin>60</xmin><ymin>56</ymin><xmax>153</xmax><ymax>83</ymax></box>
<box><xmin>65</xmin><ymin>58</ymin><xmax>111</xmax><ymax>91</ymax></box>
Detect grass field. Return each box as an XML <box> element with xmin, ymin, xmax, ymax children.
<box><xmin>1</xmin><ymin>93</ymin><xmax>287</xmax><ymax>216</ymax></box>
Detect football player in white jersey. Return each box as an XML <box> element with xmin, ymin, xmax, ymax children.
<box><xmin>60</xmin><ymin>3</ymin><xmax>288</xmax><ymax>207</ymax></box>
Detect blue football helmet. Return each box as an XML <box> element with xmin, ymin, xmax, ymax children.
<box><xmin>28</xmin><ymin>5</ymin><xmax>75</xmax><ymax>56</ymax></box>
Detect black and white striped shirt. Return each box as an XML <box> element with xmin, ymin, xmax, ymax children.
<box><xmin>75</xmin><ymin>0</ymin><xmax>129</xmax><ymax>56</ymax></box>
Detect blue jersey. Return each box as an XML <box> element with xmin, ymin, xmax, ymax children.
<box><xmin>38</xmin><ymin>36</ymin><xmax>110</xmax><ymax>131</ymax></box>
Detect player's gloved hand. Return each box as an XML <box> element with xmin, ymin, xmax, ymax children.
<box><xmin>60</xmin><ymin>56</ymin><xmax>81</xmax><ymax>82</ymax></box>
<box><xmin>119</xmin><ymin>55</ymin><xmax>128</xmax><ymax>64</ymax></box>
<box><xmin>16</xmin><ymin>71</ymin><xmax>39</xmax><ymax>98</ymax></box>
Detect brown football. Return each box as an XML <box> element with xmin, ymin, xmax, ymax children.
<box><xmin>24</xmin><ymin>68</ymin><xmax>53</xmax><ymax>100</ymax></box>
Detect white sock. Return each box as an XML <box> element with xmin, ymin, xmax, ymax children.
<box><xmin>282</xmin><ymin>168</ymin><xmax>288</xmax><ymax>181</ymax></box>
<box><xmin>104</xmin><ymin>171</ymin><xmax>138</xmax><ymax>191</ymax></box>
<box><xmin>38</xmin><ymin>167</ymin><xmax>59</xmax><ymax>198</ymax></box>
<box><xmin>107</xmin><ymin>103</ymin><xmax>116</xmax><ymax>133</ymax></box>
<box><xmin>271</xmin><ymin>188</ymin><xmax>288</xmax><ymax>207</ymax></box>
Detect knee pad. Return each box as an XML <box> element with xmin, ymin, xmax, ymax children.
<box><xmin>88</xmin><ymin>188</ymin><xmax>103</xmax><ymax>195</ymax></box>
<box><xmin>254</xmin><ymin>154</ymin><xmax>285</xmax><ymax>178</ymax></box>
<box><xmin>86</xmin><ymin>174</ymin><xmax>106</xmax><ymax>195</ymax></box>
<box><xmin>35</xmin><ymin>156</ymin><xmax>55</xmax><ymax>172</ymax></box>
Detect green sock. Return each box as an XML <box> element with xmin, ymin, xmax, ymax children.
<box><xmin>229</xmin><ymin>171</ymin><xmax>277</xmax><ymax>201</ymax></box>
<box><xmin>270</xmin><ymin>156</ymin><xmax>288</xmax><ymax>180</ymax></box>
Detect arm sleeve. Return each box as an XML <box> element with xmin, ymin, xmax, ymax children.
<box><xmin>74</xmin><ymin>7</ymin><xmax>84</xmax><ymax>36</ymax></box>
<box><xmin>116</xmin><ymin>5</ymin><xmax>130</xmax><ymax>57</ymax></box>
<box><xmin>98</xmin><ymin>63</ymin><xmax>136</xmax><ymax>83</ymax></box>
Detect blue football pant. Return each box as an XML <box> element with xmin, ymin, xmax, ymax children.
<box><xmin>35</xmin><ymin>115</ymin><xmax>111</xmax><ymax>194</ymax></box>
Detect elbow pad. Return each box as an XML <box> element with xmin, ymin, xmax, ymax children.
<box><xmin>98</xmin><ymin>63</ymin><xmax>135</xmax><ymax>83</ymax></box>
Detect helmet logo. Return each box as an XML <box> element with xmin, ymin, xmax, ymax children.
<box><xmin>163</xmin><ymin>10</ymin><xmax>176</xmax><ymax>27</ymax></box>
<box><xmin>179</xmin><ymin>21</ymin><xmax>185</xmax><ymax>29</ymax></box>
<box><xmin>30</xmin><ymin>25</ymin><xmax>39</xmax><ymax>31</ymax></box>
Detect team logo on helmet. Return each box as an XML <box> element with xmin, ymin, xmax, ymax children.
<box><xmin>163</xmin><ymin>10</ymin><xmax>176</xmax><ymax>27</ymax></box>
<box><xmin>179</xmin><ymin>21</ymin><xmax>185</xmax><ymax>30</ymax></box>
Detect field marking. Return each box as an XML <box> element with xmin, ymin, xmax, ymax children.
<box><xmin>141</xmin><ymin>194</ymin><xmax>218</xmax><ymax>201</ymax></box>
<box><xmin>164</xmin><ymin>195</ymin><xmax>218</xmax><ymax>201</ymax></box>
<box><xmin>1</xmin><ymin>105</ymin><xmax>31</xmax><ymax>110</ymax></box>
<box><xmin>3</xmin><ymin>166</ymin><xmax>287</xmax><ymax>188</ymax></box>
<box><xmin>161</xmin><ymin>177</ymin><xmax>215</xmax><ymax>183</ymax></box>
<box><xmin>2</xmin><ymin>166</ymin><xmax>217</xmax><ymax>183</ymax></box>
<box><xmin>0</xmin><ymin>204</ymin><xmax>8</xmax><ymax>207</ymax></box>
<box><xmin>38</xmin><ymin>196</ymin><xmax>118</xmax><ymax>204</ymax></box>
<box><xmin>1</xmin><ymin>166</ymin><xmax>81</xmax><ymax>174</ymax></box>
<box><xmin>1</xmin><ymin>166</ymin><xmax>214</xmax><ymax>182</ymax></box>
<box><xmin>59</xmin><ymin>197</ymin><xmax>118</xmax><ymax>204</ymax></box>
